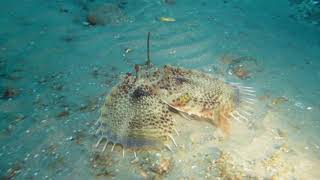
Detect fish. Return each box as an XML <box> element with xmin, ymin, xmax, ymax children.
<box><xmin>94</xmin><ymin>32</ymin><xmax>256</xmax><ymax>157</ymax></box>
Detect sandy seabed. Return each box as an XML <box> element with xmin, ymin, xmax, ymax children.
<box><xmin>0</xmin><ymin>0</ymin><xmax>320</xmax><ymax>179</ymax></box>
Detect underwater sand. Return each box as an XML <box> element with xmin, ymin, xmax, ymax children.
<box><xmin>1</xmin><ymin>0</ymin><xmax>320</xmax><ymax>179</ymax></box>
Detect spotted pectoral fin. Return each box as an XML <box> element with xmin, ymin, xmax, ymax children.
<box><xmin>228</xmin><ymin>82</ymin><xmax>257</xmax><ymax>125</ymax></box>
<box><xmin>161</xmin><ymin>99</ymin><xmax>195</xmax><ymax>120</ymax></box>
<box><xmin>161</xmin><ymin>99</ymin><xmax>217</xmax><ymax>125</ymax></box>
<box><xmin>161</xmin><ymin>99</ymin><xmax>186</xmax><ymax>114</ymax></box>
<box><xmin>221</xmin><ymin>82</ymin><xmax>264</xmax><ymax>135</ymax></box>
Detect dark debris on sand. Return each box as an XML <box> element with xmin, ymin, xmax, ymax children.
<box><xmin>85</xmin><ymin>3</ymin><xmax>128</xmax><ymax>26</ymax></box>
<box><xmin>221</xmin><ymin>54</ymin><xmax>262</xmax><ymax>80</ymax></box>
<box><xmin>90</xmin><ymin>152</ymin><xmax>116</xmax><ymax>178</ymax></box>
<box><xmin>2</xmin><ymin>88</ymin><xmax>20</xmax><ymax>99</ymax></box>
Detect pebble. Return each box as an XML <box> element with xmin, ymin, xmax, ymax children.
<box><xmin>66</xmin><ymin>136</ymin><xmax>73</xmax><ymax>141</ymax></box>
<box><xmin>82</xmin><ymin>21</ymin><xmax>90</xmax><ymax>26</ymax></box>
<box><xmin>41</xmin><ymin>120</ymin><xmax>47</xmax><ymax>123</ymax></box>
<box><xmin>124</xmin><ymin>48</ymin><xmax>133</xmax><ymax>54</ymax></box>
<box><xmin>294</xmin><ymin>102</ymin><xmax>304</xmax><ymax>109</ymax></box>
<box><xmin>169</xmin><ymin>49</ymin><xmax>176</xmax><ymax>55</ymax></box>
<box><xmin>86</xmin><ymin>3</ymin><xmax>126</xmax><ymax>26</ymax></box>
<box><xmin>152</xmin><ymin>158</ymin><xmax>173</xmax><ymax>175</ymax></box>
<box><xmin>159</xmin><ymin>17</ymin><xmax>176</xmax><ymax>22</ymax></box>
<box><xmin>2</xmin><ymin>88</ymin><xmax>19</xmax><ymax>99</ymax></box>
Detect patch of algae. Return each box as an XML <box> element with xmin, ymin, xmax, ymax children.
<box><xmin>207</xmin><ymin>140</ymin><xmax>295</xmax><ymax>179</ymax></box>
<box><xmin>261</xmin><ymin>151</ymin><xmax>295</xmax><ymax>179</ymax></box>
<box><xmin>214</xmin><ymin>152</ymin><xmax>247</xmax><ymax>179</ymax></box>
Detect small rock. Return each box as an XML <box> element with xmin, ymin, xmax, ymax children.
<box><xmin>124</xmin><ymin>48</ymin><xmax>133</xmax><ymax>54</ymax></box>
<box><xmin>232</xmin><ymin>64</ymin><xmax>250</xmax><ymax>79</ymax></box>
<box><xmin>15</xmin><ymin>114</ymin><xmax>26</xmax><ymax>122</ymax></box>
<box><xmin>87</xmin><ymin>14</ymin><xmax>98</xmax><ymax>26</ymax></box>
<box><xmin>151</xmin><ymin>158</ymin><xmax>173</xmax><ymax>175</ymax></box>
<box><xmin>226</xmin><ymin>55</ymin><xmax>260</xmax><ymax>80</ymax></box>
<box><xmin>61</xmin><ymin>35</ymin><xmax>74</xmax><ymax>42</ymax></box>
<box><xmin>52</xmin><ymin>84</ymin><xmax>64</xmax><ymax>91</ymax></box>
<box><xmin>66</xmin><ymin>136</ymin><xmax>74</xmax><ymax>141</ymax></box>
<box><xmin>2</xmin><ymin>88</ymin><xmax>19</xmax><ymax>99</ymax></box>
<box><xmin>59</xmin><ymin>6</ymin><xmax>69</xmax><ymax>13</ymax></box>
<box><xmin>271</xmin><ymin>96</ymin><xmax>288</xmax><ymax>105</ymax></box>
<box><xmin>57</xmin><ymin>110</ymin><xmax>70</xmax><ymax>118</ymax></box>
<box><xmin>82</xmin><ymin>21</ymin><xmax>90</xmax><ymax>26</ymax></box>
<box><xmin>86</xmin><ymin>3</ymin><xmax>126</xmax><ymax>26</ymax></box>
<box><xmin>159</xmin><ymin>17</ymin><xmax>176</xmax><ymax>22</ymax></box>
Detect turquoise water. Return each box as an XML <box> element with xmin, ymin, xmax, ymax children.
<box><xmin>1</xmin><ymin>0</ymin><xmax>320</xmax><ymax>179</ymax></box>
